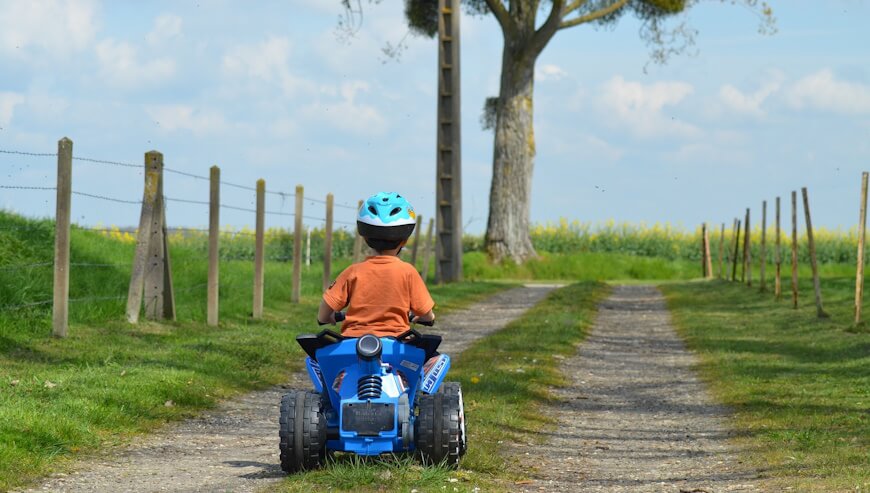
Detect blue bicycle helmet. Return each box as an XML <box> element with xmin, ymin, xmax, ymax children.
<box><xmin>357</xmin><ymin>192</ymin><xmax>417</xmax><ymax>240</ymax></box>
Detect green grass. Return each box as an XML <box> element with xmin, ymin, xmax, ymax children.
<box><xmin>274</xmin><ymin>282</ymin><xmax>609</xmax><ymax>492</ymax></box>
<box><xmin>0</xmin><ymin>211</ymin><xmax>509</xmax><ymax>491</ymax></box>
<box><xmin>662</xmin><ymin>277</ymin><xmax>869</xmax><ymax>492</ymax></box>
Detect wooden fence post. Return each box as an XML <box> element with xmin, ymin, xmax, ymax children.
<box><xmin>743</xmin><ymin>208</ymin><xmax>751</xmax><ymax>286</ymax></box>
<box><xmin>305</xmin><ymin>227</ymin><xmax>311</xmax><ymax>269</ymax></box>
<box><xmin>207</xmin><ymin>166</ymin><xmax>220</xmax><ymax>327</ymax></box>
<box><xmin>410</xmin><ymin>215</ymin><xmax>423</xmax><ymax>267</ymax></box>
<box><xmin>421</xmin><ymin>218</ymin><xmax>435</xmax><ymax>281</ymax></box>
<box><xmin>802</xmin><ymin>187</ymin><xmax>828</xmax><ymax>318</ymax></box>
<box><xmin>322</xmin><ymin>193</ymin><xmax>334</xmax><ymax>292</ymax></box>
<box><xmin>352</xmin><ymin>199</ymin><xmax>363</xmax><ymax>263</ymax></box>
<box><xmin>856</xmin><ymin>173</ymin><xmax>869</xmax><ymax>325</ymax></box>
<box><xmin>292</xmin><ymin>185</ymin><xmax>303</xmax><ymax>303</ymax></box>
<box><xmin>252</xmin><ymin>179</ymin><xmax>265</xmax><ymax>319</ymax></box>
<box><xmin>791</xmin><ymin>191</ymin><xmax>799</xmax><ymax>309</ymax></box>
<box><xmin>775</xmin><ymin>196</ymin><xmax>782</xmax><ymax>300</ymax></box>
<box><xmin>760</xmin><ymin>200</ymin><xmax>767</xmax><ymax>292</ymax></box>
<box><xmin>52</xmin><ymin>137</ymin><xmax>72</xmax><ymax>338</ymax></box>
<box><xmin>718</xmin><ymin>222</ymin><xmax>725</xmax><ymax>279</ymax></box>
<box><xmin>126</xmin><ymin>151</ymin><xmax>175</xmax><ymax>323</ymax></box>
<box><xmin>702</xmin><ymin>223</ymin><xmax>712</xmax><ymax>279</ymax></box>
<box><xmin>731</xmin><ymin>218</ymin><xmax>741</xmax><ymax>282</ymax></box>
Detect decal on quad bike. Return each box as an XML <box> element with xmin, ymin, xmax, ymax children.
<box><xmin>399</xmin><ymin>359</ymin><xmax>419</xmax><ymax>372</ymax></box>
<box><xmin>420</xmin><ymin>354</ymin><xmax>450</xmax><ymax>394</ymax></box>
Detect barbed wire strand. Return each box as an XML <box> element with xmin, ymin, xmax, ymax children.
<box><xmin>0</xmin><ymin>185</ymin><xmax>56</xmax><ymax>191</ymax></box>
<box><xmin>0</xmin><ymin>149</ymin><xmax>56</xmax><ymax>158</ymax></box>
<box><xmin>0</xmin><ymin>262</ymin><xmax>53</xmax><ymax>271</ymax></box>
<box><xmin>74</xmin><ymin>156</ymin><xmax>142</xmax><ymax>169</ymax></box>
<box><xmin>72</xmin><ymin>190</ymin><xmax>142</xmax><ymax>205</ymax></box>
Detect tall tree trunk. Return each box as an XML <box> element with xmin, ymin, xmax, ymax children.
<box><xmin>485</xmin><ymin>50</ymin><xmax>538</xmax><ymax>263</ymax></box>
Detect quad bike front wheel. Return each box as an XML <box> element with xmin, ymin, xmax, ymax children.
<box><xmin>415</xmin><ymin>381</ymin><xmax>467</xmax><ymax>466</ymax></box>
<box><xmin>279</xmin><ymin>391</ymin><xmax>327</xmax><ymax>472</ymax></box>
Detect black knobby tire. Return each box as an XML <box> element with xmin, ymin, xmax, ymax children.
<box><xmin>415</xmin><ymin>381</ymin><xmax>466</xmax><ymax>466</ymax></box>
<box><xmin>279</xmin><ymin>391</ymin><xmax>327</xmax><ymax>473</ymax></box>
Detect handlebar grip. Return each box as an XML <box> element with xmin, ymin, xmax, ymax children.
<box><xmin>415</xmin><ymin>319</ymin><xmax>435</xmax><ymax>327</ymax></box>
<box><xmin>334</xmin><ymin>312</ymin><xmax>346</xmax><ymax>322</ymax></box>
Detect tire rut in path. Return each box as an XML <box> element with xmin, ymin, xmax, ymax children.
<box><xmin>21</xmin><ymin>285</ymin><xmax>556</xmax><ymax>493</ymax></box>
<box><xmin>517</xmin><ymin>285</ymin><xmax>764</xmax><ymax>492</ymax></box>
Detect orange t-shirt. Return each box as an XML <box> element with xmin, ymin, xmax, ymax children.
<box><xmin>323</xmin><ymin>255</ymin><xmax>435</xmax><ymax>337</ymax></box>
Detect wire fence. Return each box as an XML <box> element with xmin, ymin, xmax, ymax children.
<box><xmin>0</xmin><ymin>142</ymin><xmax>410</xmax><ymax>332</ymax></box>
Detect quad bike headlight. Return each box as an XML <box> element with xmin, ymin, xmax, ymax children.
<box><xmin>356</xmin><ymin>334</ymin><xmax>382</xmax><ymax>360</ymax></box>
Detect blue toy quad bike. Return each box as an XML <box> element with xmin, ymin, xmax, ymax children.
<box><xmin>278</xmin><ymin>317</ymin><xmax>467</xmax><ymax>472</ymax></box>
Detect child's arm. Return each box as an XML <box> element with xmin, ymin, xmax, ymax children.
<box><xmin>411</xmin><ymin>309</ymin><xmax>435</xmax><ymax>323</ymax></box>
<box><xmin>317</xmin><ymin>300</ymin><xmax>338</xmax><ymax>325</ymax></box>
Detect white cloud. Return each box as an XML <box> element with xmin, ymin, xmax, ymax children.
<box><xmin>145</xmin><ymin>14</ymin><xmax>182</xmax><ymax>46</ymax></box>
<box><xmin>145</xmin><ymin>105</ymin><xmax>227</xmax><ymax>135</ymax></box>
<box><xmin>0</xmin><ymin>92</ymin><xmax>25</xmax><ymax>128</ymax></box>
<box><xmin>786</xmin><ymin>69</ymin><xmax>870</xmax><ymax>114</ymax></box>
<box><xmin>536</xmin><ymin>64</ymin><xmax>567</xmax><ymax>82</ymax></box>
<box><xmin>221</xmin><ymin>37</ymin><xmax>315</xmax><ymax>97</ymax></box>
<box><xmin>300</xmin><ymin>81</ymin><xmax>387</xmax><ymax>135</ymax></box>
<box><xmin>599</xmin><ymin>76</ymin><xmax>698</xmax><ymax>138</ymax></box>
<box><xmin>95</xmin><ymin>39</ymin><xmax>175</xmax><ymax>88</ymax></box>
<box><xmin>719</xmin><ymin>71</ymin><xmax>784</xmax><ymax>117</ymax></box>
<box><xmin>0</xmin><ymin>0</ymin><xmax>98</xmax><ymax>58</ymax></box>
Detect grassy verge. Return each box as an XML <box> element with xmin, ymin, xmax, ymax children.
<box><xmin>0</xmin><ymin>213</ymin><xmax>509</xmax><ymax>491</ymax></box>
<box><xmin>662</xmin><ymin>278</ymin><xmax>869</xmax><ymax>492</ymax></box>
<box><xmin>274</xmin><ymin>282</ymin><xmax>609</xmax><ymax>492</ymax></box>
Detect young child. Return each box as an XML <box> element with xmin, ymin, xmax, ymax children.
<box><xmin>318</xmin><ymin>192</ymin><xmax>435</xmax><ymax>335</ymax></box>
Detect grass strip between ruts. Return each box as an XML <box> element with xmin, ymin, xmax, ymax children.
<box><xmin>275</xmin><ymin>281</ymin><xmax>610</xmax><ymax>493</ymax></box>
<box><xmin>662</xmin><ymin>278</ymin><xmax>869</xmax><ymax>492</ymax></box>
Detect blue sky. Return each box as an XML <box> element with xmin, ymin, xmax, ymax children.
<box><xmin>1</xmin><ymin>0</ymin><xmax>868</xmax><ymax>233</ymax></box>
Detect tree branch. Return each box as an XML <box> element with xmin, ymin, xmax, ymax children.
<box><xmin>562</xmin><ymin>0</ymin><xmax>589</xmax><ymax>17</ymax></box>
<box><xmin>484</xmin><ymin>0</ymin><xmax>516</xmax><ymax>37</ymax></box>
<box><xmin>530</xmin><ymin>0</ymin><xmax>566</xmax><ymax>56</ymax></box>
<box><xmin>560</xmin><ymin>0</ymin><xmax>628</xmax><ymax>30</ymax></box>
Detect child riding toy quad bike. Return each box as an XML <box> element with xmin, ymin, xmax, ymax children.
<box><xmin>278</xmin><ymin>314</ymin><xmax>467</xmax><ymax>472</ymax></box>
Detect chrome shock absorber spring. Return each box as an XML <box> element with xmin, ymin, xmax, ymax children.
<box><xmin>357</xmin><ymin>375</ymin><xmax>382</xmax><ymax>400</ymax></box>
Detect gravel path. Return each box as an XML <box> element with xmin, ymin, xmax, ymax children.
<box><xmin>517</xmin><ymin>285</ymin><xmax>763</xmax><ymax>493</ymax></box>
<box><xmin>20</xmin><ymin>285</ymin><xmax>556</xmax><ymax>493</ymax></box>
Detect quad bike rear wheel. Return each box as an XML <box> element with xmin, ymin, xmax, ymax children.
<box><xmin>415</xmin><ymin>381</ymin><xmax>467</xmax><ymax>466</ymax></box>
<box><xmin>279</xmin><ymin>391</ymin><xmax>326</xmax><ymax>472</ymax></box>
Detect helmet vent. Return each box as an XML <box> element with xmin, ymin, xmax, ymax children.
<box><xmin>368</xmin><ymin>205</ymin><xmax>377</xmax><ymax>215</ymax></box>
<box><xmin>389</xmin><ymin>207</ymin><xmax>402</xmax><ymax>216</ymax></box>
<box><xmin>382</xmin><ymin>197</ymin><xmax>389</xmax><ymax>202</ymax></box>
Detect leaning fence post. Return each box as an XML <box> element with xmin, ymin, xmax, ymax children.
<box><xmin>207</xmin><ymin>166</ymin><xmax>220</xmax><ymax>327</ymax></box>
<box><xmin>760</xmin><ymin>200</ymin><xmax>767</xmax><ymax>292</ymax></box>
<box><xmin>52</xmin><ymin>137</ymin><xmax>73</xmax><ymax>338</ymax></box>
<box><xmin>718</xmin><ymin>222</ymin><xmax>725</xmax><ymax>279</ymax></box>
<box><xmin>856</xmin><ymin>173</ymin><xmax>869</xmax><ymax>325</ymax></box>
<box><xmin>743</xmin><ymin>208</ymin><xmax>751</xmax><ymax>286</ymax></box>
<box><xmin>352</xmin><ymin>199</ymin><xmax>364</xmax><ymax>263</ymax></box>
<box><xmin>253</xmin><ymin>179</ymin><xmax>265</xmax><ymax>319</ymax></box>
<box><xmin>292</xmin><ymin>185</ymin><xmax>304</xmax><ymax>303</ymax></box>
<box><xmin>421</xmin><ymin>218</ymin><xmax>435</xmax><ymax>281</ymax></box>
<box><xmin>322</xmin><ymin>193</ymin><xmax>334</xmax><ymax>292</ymax></box>
<box><xmin>410</xmin><ymin>215</ymin><xmax>423</xmax><ymax>267</ymax></box>
<box><xmin>731</xmin><ymin>218</ymin><xmax>741</xmax><ymax>282</ymax></box>
<box><xmin>802</xmin><ymin>187</ymin><xmax>828</xmax><ymax>318</ymax></box>
<box><xmin>791</xmin><ymin>191</ymin><xmax>799</xmax><ymax>309</ymax></box>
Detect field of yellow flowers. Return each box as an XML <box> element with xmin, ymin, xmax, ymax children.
<box><xmin>96</xmin><ymin>219</ymin><xmax>863</xmax><ymax>265</ymax></box>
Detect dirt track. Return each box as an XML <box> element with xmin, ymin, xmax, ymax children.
<box><xmin>19</xmin><ymin>285</ymin><xmax>556</xmax><ymax>493</ymax></box>
<box><xmin>516</xmin><ymin>285</ymin><xmax>764</xmax><ymax>492</ymax></box>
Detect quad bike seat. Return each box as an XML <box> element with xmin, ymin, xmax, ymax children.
<box><xmin>297</xmin><ymin>328</ymin><xmax>442</xmax><ymax>362</ymax></box>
